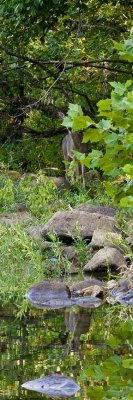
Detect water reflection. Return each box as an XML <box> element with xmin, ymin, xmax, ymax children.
<box><xmin>1</xmin><ymin>307</ymin><xmax>132</xmax><ymax>400</ymax></box>
<box><xmin>65</xmin><ymin>309</ymin><xmax>92</xmax><ymax>352</ymax></box>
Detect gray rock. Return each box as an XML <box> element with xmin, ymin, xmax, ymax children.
<box><xmin>62</xmin><ymin>245</ymin><xmax>80</xmax><ymax>274</ymax></box>
<box><xmin>77</xmin><ymin>204</ymin><xmax>117</xmax><ymax>217</ymax></box>
<box><xmin>83</xmin><ymin>246</ymin><xmax>127</xmax><ymax>272</ymax></box>
<box><xmin>21</xmin><ymin>375</ymin><xmax>80</xmax><ymax>397</ymax></box>
<box><xmin>27</xmin><ymin>225</ymin><xmax>44</xmax><ymax>240</ymax></box>
<box><xmin>70</xmin><ymin>279</ymin><xmax>103</xmax><ymax>297</ymax></box>
<box><xmin>26</xmin><ymin>281</ymin><xmax>71</xmax><ymax>309</ymax></box>
<box><xmin>0</xmin><ymin>211</ymin><xmax>30</xmax><ymax>225</ymax></box>
<box><xmin>62</xmin><ymin>245</ymin><xmax>78</xmax><ymax>260</ymax></box>
<box><xmin>27</xmin><ymin>225</ymin><xmax>52</xmax><ymax>249</ymax></box>
<box><xmin>47</xmin><ymin>176</ymin><xmax>68</xmax><ymax>190</ymax></box>
<box><xmin>90</xmin><ymin>229</ymin><xmax>123</xmax><ymax>251</ymax></box>
<box><xmin>26</xmin><ymin>280</ymin><xmax>103</xmax><ymax>309</ymax></box>
<box><xmin>40</xmin><ymin>210</ymin><xmax>117</xmax><ymax>240</ymax></box>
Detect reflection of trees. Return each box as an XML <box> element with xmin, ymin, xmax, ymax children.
<box><xmin>65</xmin><ymin>309</ymin><xmax>92</xmax><ymax>353</ymax></box>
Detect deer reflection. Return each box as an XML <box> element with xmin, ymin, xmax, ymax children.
<box><xmin>65</xmin><ymin>309</ymin><xmax>92</xmax><ymax>353</ymax></box>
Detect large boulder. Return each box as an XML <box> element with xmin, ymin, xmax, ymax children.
<box><xmin>83</xmin><ymin>246</ymin><xmax>127</xmax><ymax>273</ymax></box>
<box><xmin>40</xmin><ymin>210</ymin><xmax>118</xmax><ymax>241</ymax></box>
<box><xmin>77</xmin><ymin>204</ymin><xmax>117</xmax><ymax>217</ymax></box>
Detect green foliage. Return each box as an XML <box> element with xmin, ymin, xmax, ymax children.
<box><xmin>79</xmin><ymin>320</ymin><xmax>133</xmax><ymax>400</ymax></box>
<box><xmin>0</xmin><ymin>175</ymin><xmax>15</xmax><ymax>211</ymax></box>
<box><xmin>17</xmin><ymin>172</ymin><xmax>59</xmax><ymax>218</ymax></box>
<box><xmin>0</xmin><ymin>223</ymin><xmax>44</xmax><ymax>317</ymax></box>
<box><xmin>61</xmin><ymin>31</ymin><xmax>133</xmax><ymax>210</ymax></box>
<box><xmin>113</xmin><ymin>28</ymin><xmax>133</xmax><ymax>62</ymax></box>
<box><xmin>63</xmin><ymin>81</ymin><xmax>133</xmax><ymax>208</ymax></box>
<box><xmin>0</xmin><ymin>136</ymin><xmax>63</xmax><ymax>173</ymax></box>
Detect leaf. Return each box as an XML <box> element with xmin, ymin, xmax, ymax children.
<box><xmin>122</xmin><ymin>359</ymin><xmax>133</xmax><ymax>369</ymax></box>
<box><xmin>83</xmin><ymin>128</ymin><xmax>101</xmax><ymax>143</ymax></box>
<box><xmin>104</xmin><ymin>133</ymin><xmax>118</xmax><ymax>147</ymax></box>
<box><xmin>68</xmin><ymin>103</ymin><xmax>83</xmax><ymax>118</ymax></box>
<box><xmin>62</xmin><ymin>116</ymin><xmax>73</xmax><ymax>128</ymax></box>
<box><xmin>97</xmin><ymin>98</ymin><xmax>112</xmax><ymax>112</ymax></box>
<box><xmin>128</xmin><ymin>391</ymin><xmax>133</xmax><ymax>400</ymax></box>
<box><xmin>97</xmin><ymin>119</ymin><xmax>112</xmax><ymax>131</ymax></box>
<box><xmin>109</xmin><ymin>81</ymin><xmax>126</xmax><ymax>96</ymax></box>
<box><xmin>122</xmin><ymin>164</ymin><xmax>133</xmax><ymax>178</ymax></box>
<box><xmin>72</xmin><ymin>115</ymin><xmax>94</xmax><ymax>132</ymax></box>
<box><xmin>120</xmin><ymin>196</ymin><xmax>133</xmax><ymax>207</ymax></box>
<box><xmin>88</xmin><ymin>149</ymin><xmax>103</xmax><ymax>168</ymax></box>
<box><xmin>104</xmin><ymin>182</ymin><xmax>117</xmax><ymax>197</ymax></box>
<box><xmin>107</xmin><ymin>335</ymin><xmax>121</xmax><ymax>349</ymax></box>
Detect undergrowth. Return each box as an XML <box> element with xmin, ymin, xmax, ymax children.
<box><xmin>0</xmin><ymin>170</ymin><xmax>132</xmax><ymax>317</ymax></box>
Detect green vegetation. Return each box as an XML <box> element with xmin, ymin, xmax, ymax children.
<box><xmin>0</xmin><ymin>0</ymin><xmax>133</xmax><ymax>314</ymax></box>
<box><xmin>0</xmin><ymin>4</ymin><xmax>133</xmax><ymax>400</ymax></box>
<box><xmin>79</xmin><ymin>319</ymin><xmax>133</xmax><ymax>400</ymax></box>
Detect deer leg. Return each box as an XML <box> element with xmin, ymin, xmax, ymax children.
<box><xmin>81</xmin><ymin>163</ymin><xmax>86</xmax><ymax>186</ymax></box>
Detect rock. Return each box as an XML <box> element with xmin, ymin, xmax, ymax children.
<box><xmin>125</xmin><ymin>220</ymin><xmax>133</xmax><ymax>247</ymax></box>
<box><xmin>40</xmin><ymin>210</ymin><xmax>117</xmax><ymax>240</ymax></box>
<box><xmin>47</xmin><ymin>176</ymin><xmax>68</xmax><ymax>190</ymax></box>
<box><xmin>62</xmin><ymin>245</ymin><xmax>80</xmax><ymax>274</ymax></box>
<box><xmin>69</xmin><ymin>262</ymin><xmax>81</xmax><ymax>274</ymax></box>
<box><xmin>126</xmin><ymin>236</ymin><xmax>133</xmax><ymax>247</ymax></box>
<box><xmin>21</xmin><ymin>375</ymin><xmax>80</xmax><ymax>397</ymax></box>
<box><xmin>0</xmin><ymin>211</ymin><xmax>30</xmax><ymax>225</ymax></box>
<box><xmin>27</xmin><ymin>225</ymin><xmax>44</xmax><ymax>240</ymax></box>
<box><xmin>115</xmin><ymin>290</ymin><xmax>133</xmax><ymax>305</ymax></box>
<box><xmin>77</xmin><ymin>204</ymin><xmax>117</xmax><ymax>217</ymax></box>
<box><xmin>26</xmin><ymin>281</ymin><xmax>71</xmax><ymax>309</ymax></box>
<box><xmin>62</xmin><ymin>245</ymin><xmax>78</xmax><ymax>260</ymax></box>
<box><xmin>83</xmin><ymin>247</ymin><xmax>127</xmax><ymax>273</ymax></box>
<box><xmin>26</xmin><ymin>280</ymin><xmax>104</xmax><ymax>309</ymax></box>
<box><xmin>90</xmin><ymin>229</ymin><xmax>123</xmax><ymax>251</ymax></box>
<box><xmin>7</xmin><ymin>170</ymin><xmax>22</xmax><ymax>180</ymax></box>
<box><xmin>70</xmin><ymin>279</ymin><xmax>103</xmax><ymax>298</ymax></box>
<box><xmin>111</xmin><ymin>279</ymin><xmax>133</xmax><ymax>305</ymax></box>
<box><xmin>27</xmin><ymin>226</ymin><xmax>52</xmax><ymax>249</ymax></box>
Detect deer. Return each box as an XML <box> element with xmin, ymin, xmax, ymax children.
<box><xmin>62</xmin><ymin>128</ymin><xmax>88</xmax><ymax>186</ymax></box>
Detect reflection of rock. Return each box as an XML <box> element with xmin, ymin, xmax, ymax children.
<box><xmin>83</xmin><ymin>247</ymin><xmax>127</xmax><ymax>273</ymax></box>
<box><xmin>70</xmin><ymin>279</ymin><xmax>103</xmax><ymax>298</ymax></box>
<box><xmin>111</xmin><ymin>278</ymin><xmax>133</xmax><ymax>305</ymax></box>
<box><xmin>65</xmin><ymin>309</ymin><xmax>92</xmax><ymax>350</ymax></box>
<box><xmin>21</xmin><ymin>374</ymin><xmax>80</xmax><ymax>397</ymax></box>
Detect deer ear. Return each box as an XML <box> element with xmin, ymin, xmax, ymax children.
<box><xmin>58</xmin><ymin>111</ymin><xmax>65</xmax><ymax>119</ymax></box>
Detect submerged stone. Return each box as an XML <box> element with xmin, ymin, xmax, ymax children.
<box><xmin>21</xmin><ymin>374</ymin><xmax>80</xmax><ymax>397</ymax></box>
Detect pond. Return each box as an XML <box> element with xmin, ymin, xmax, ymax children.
<box><xmin>0</xmin><ymin>306</ymin><xmax>133</xmax><ymax>400</ymax></box>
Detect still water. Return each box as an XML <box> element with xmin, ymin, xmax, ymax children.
<box><xmin>0</xmin><ymin>306</ymin><xmax>133</xmax><ymax>400</ymax></box>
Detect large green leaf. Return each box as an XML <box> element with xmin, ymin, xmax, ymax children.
<box><xmin>83</xmin><ymin>128</ymin><xmax>101</xmax><ymax>143</ymax></box>
<box><xmin>122</xmin><ymin>359</ymin><xmax>133</xmax><ymax>370</ymax></box>
<box><xmin>72</xmin><ymin>115</ymin><xmax>94</xmax><ymax>132</ymax></box>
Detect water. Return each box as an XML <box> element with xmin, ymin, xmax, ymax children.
<box><xmin>0</xmin><ymin>306</ymin><xmax>133</xmax><ymax>400</ymax></box>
